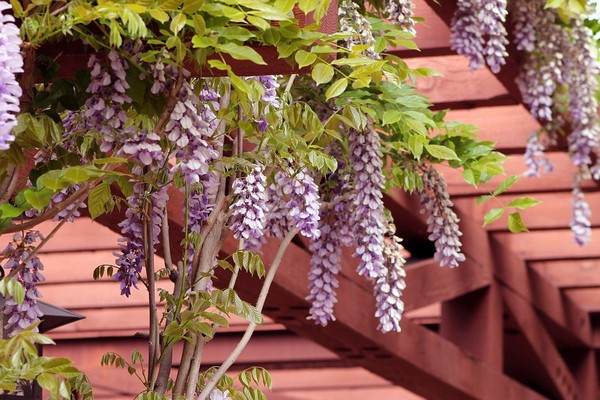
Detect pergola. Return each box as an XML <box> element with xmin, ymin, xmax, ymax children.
<box><xmin>34</xmin><ymin>1</ymin><xmax>600</xmax><ymax>399</ymax></box>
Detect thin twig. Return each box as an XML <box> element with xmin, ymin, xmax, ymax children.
<box><xmin>6</xmin><ymin>196</ymin><xmax>86</xmax><ymax>280</ymax></box>
<box><xmin>197</xmin><ymin>228</ymin><xmax>300</xmax><ymax>400</ymax></box>
<box><xmin>162</xmin><ymin>209</ymin><xmax>173</xmax><ymax>272</ymax></box>
<box><xmin>144</xmin><ymin>196</ymin><xmax>160</xmax><ymax>390</ymax></box>
<box><xmin>2</xmin><ymin>184</ymin><xmax>91</xmax><ymax>235</ymax></box>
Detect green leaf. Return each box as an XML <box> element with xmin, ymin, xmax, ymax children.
<box><xmin>425</xmin><ymin>144</ymin><xmax>459</xmax><ymax>160</ymax></box>
<box><xmin>325</xmin><ymin>78</ymin><xmax>348</xmax><ymax>100</ymax></box>
<box><xmin>508</xmin><ymin>212</ymin><xmax>528</xmax><ymax>233</ymax></box>
<box><xmin>294</xmin><ymin>49</ymin><xmax>316</xmax><ymax>68</ymax></box>
<box><xmin>216</xmin><ymin>43</ymin><xmax>266</xmax><ymax>65</ymax></box>
<box><xmin>507</xmin><ymin>197</ymin><xmax>541</xmax><ymax>210</ymax></box>
<box><xmin>148</xmin><ymin>8</ymin><xmax>169</xmax><ymax>23</ymax></box>
<box><xmin>483</xmin><ymin>208</ymin><xmax>504</xmax><ymax>226</ymax></box>
<box><xmin>493</xmin><ymin>175</ymin><xmax>519</xmax><ymax>196</ymax></box>
<box><xmin>0</xmin><ymin>278</ymin><xmax>25</xmax><ymax>305</ymax></box>
<box><xmin>476</xmin><ymin>194</ymin><xmax>493</xmax><ymax>205</ymax></box>
<box><xmin>381</xmin><ymin>109</ymin><xmax>403</xmax><ymax>125</ymax></box>
<box><xmin>170</xmin><ymin>13</ymin><xmax>187</xmax><ymax>34</ymax></box>
<box><xmin>462</xmin><ymin>168</ymin><xmax>481</xmax><ymax>186</ymax></box>
<box><xmin>88</xmin><ymin>182</ymin><xmax>113</xmax><ymax>219</ymax></box>
<box><xmin>23</xmin><ymin>188</ymin><xmax>53</xmax><ymax>211</ymax></box>
<box><xmin>0</xmin><ymin>203</ymin><xmax>24</xmax><ymax>219</ymax></box>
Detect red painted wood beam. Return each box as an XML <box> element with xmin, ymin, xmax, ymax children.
<box><xmin>502</xmin><ymin>286</ymin><xmax>581</xmax><ymax>400</ymax></box>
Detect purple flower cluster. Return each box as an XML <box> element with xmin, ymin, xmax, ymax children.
<box><xmin>570</xmin><ymin>186</ymin><xmax>591</xmax><ymax>246</ymax></box>
<box><xmin>114</xmin><ymin>172</ymin><xmax>169</xmax><ymax>297</ymax></box>
<box><xmin>307</xmin><ymin>220</ymin><xmax>341</xmax><ymax>326</ymax></box>
<box><xmin>450</xmin><ymin>0</ymin><xmax>508</xmax><ymax>73</ymax></box>
<box><xmin>374</xmin><ymin>218</ymin><xmax>406</xmax><ymax>333</ymax></box>
<box><xmin>230</xmin><ymin>164</ymin><xmax>268</xmax><ymax>247</ymax></box>
<box><xmin>1</xmin><ymin>231</ymin><xmax>45</xmax><ymax>337</ymax></box>
<box><xmin>339</xmin><ymin>0</ymin><xmax>379</xmax><ymax>59</ymax></box>
<box><xmin>262</xmin><ymin>173</ymin><xmax>293</xmax><ymax>240</ymax></box>
<box><xmin>278</xmin><ymin>168</ymin><xmax>321</xmax><ymax>239</ymax></box>
<box><xmin>420</xmin><ymin>167</ymin><xmax>465</xmax><ymax>268</ymax></box>
<box><xmin>512</xmin><ymin>0</ymin><xmax>567</xmax><ymax>123</ymax></box>
<box><xmin>523</xmin><ymin>132</ymin><xmax>554</xmax><ymax>177</ymax></box>
<box><xmin>564</xmin><ymin>22</ymin><xmax>599</xmax><ymax>167</ymax></box>
<box><xmin>0</xmin><ymin>1</ymin><xmax>23</xmax><ymax>151</ymax></box>
<box><xmin>384</xmin><ymin>0</ymin><xmax>415</xmax><ymax>34</ymax></box>
<box><xmin>348</xmin><ymin>128</ymin><xmax>385</xmax><ymax>279</ymax></box>
<box><xmin>84</xmin><ymin>52</ymin><xmax>132</xmax><ymax>152</ymax></box>
<box><xmin>250</xmin><ymin>75</ymin><xmax>280</xmax><ymax>132</ymax></box>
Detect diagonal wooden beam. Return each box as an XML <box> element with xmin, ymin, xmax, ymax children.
<box><xmin>502</xmin><ymin>285</ymin><xmax>580</xmax><ymax>400</ymax></box>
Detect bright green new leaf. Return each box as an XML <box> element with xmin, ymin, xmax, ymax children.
<box><xmin>23</xmin><ymin>188</ymin><xmax>53</xmax><ymax>212</ymax></box>
<box><xmin>148</xmin><ymin>8</ymin><xmax>169</xmax><ymax>23</ymax></box>
<box><xmin>382</xmin><ymin>109</ymin><xmax>403</xmax><ymax>125</ymax></box>
<box><xmin>295</xmin><ymin>49</ymin><xmax>317</xmax><ymax>68</ymax></box>
<box><xmin>170</xmin><ymin>13</ymin><xmax>187</xmax><ymax>34</ymax></box>
<box><xmin>507</xmin><ymin>197</ymin><xmax>541</xmax><ymax>210</ymax></box>
<box><xmin>0</xmin><ymin>278</ymin><xmax>25</xmax><ymax>305</ymax></box>
<box><xmin>325</xmin><ymin>78</ymin><xmax>348</xmax><ymax>100</ymax></box>
<box><xmin>216</xmin><ymin>43</ymin><xmax>266</xmax><ymax>65</ymax></box>
<box><xmin>424</xmin><ymin>144</ymin><xmax>459</xmax><ymax>160</ymax></box>
<box><xmin>88</xmin><ymin>182</ymin><xmax>113</xmax><ymax>219</ymax></box>
<box><xmin>311</xmin><ymin>63</ymin><xmax>334</xmax><ymax>85</ymax></box>
<box><xmin>483</xmin><ymin>208</ymin><xmax>504</xmax><ymax>226</ymax></box>
<box><xmin>493</xmin><ymin>175</ymin><xmax>519</xmax><ymax>196</ymax></box>
<box><xmin>508</xmin><ymin>212</ymin><xmax>528</xmax><ymax>233</ymax></box>
<box><xmin>0</xmin><ymin>203</ymin><xmax>24</xmax><ymax>219</ymax></box>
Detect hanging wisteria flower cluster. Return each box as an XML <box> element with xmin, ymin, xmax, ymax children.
<box><xmin>339</xmin><ymin>0</ymin><xmax>379</xmax><ymax>59</ymax></box>
<box><xmin>1</xmin><ymin>231</ymin><xmax>45</xmax><ymax>337</ymax></box>
<box><xmin>0</xmin><ymin>1</ymin><xmax>23</xmax><ymax>151</ymax></box>
<box><xmin>450</xmin><ymin>0</ymin><xmax>508</xmax><ymax>73</ymax></box>
<box><xmin>420</xmin><ymin>167</ymin><xmax>465</xmax><ymax>268</ymax></box>
<box><xmin>384</xmin><ymin>0</ymin><xmax>416</xmax><ymax>34</ymax></box>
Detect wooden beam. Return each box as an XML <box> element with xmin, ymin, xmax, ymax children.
<box><xmin>443</xmin><ymin>152</ymin><xmax>592</xmax><ymax>198</ymax></box>
<box><xmin>454</xmin><ymin>191</ymin><xmax>600</xmax><ymax>232</ymax></box>
<box><xmin>563</xmin><ymin>349</ymin><xmax>599</xmax><ymax>400</ymax></box>
<box><xmin>502</xmin><ymin>286</ymin><xmax>580</xmax><ymax>400</ymax></box>
<box><xmin>441</xmin><ymin>284</ymin><xmax>503</xmax><ymax>368</ymax></box>
<box><xmin>489</xmin><ymin>234</ymin><xmax>592</xmax><ymax>347</ymax></box>
<box><xmin>404</xmin><ymin>55</ymin><xmax>509</xmax><ymax>105</ymax></box>
<box><xmin>446</xmin><ymin>105</ymin><xmax>540</xmax><ymax>152</ymax></box>
<box><xmin>404</xmin><ymin>258</ymin><xmax>492</xmax><ymax>312</ymax></box>
<box><xmin>563</xmin><ymin>289</ymin><xmax>600</xmax><ymax>313</ymax></box>
<box><xmin>530</xmin><ymin>260</ymin><xmax>600</xmax><ymax>289</ymax></box>
<box><xmin>493</xmin><ymin>229</ymin><xmax>600</xmax><ymax>261</ymax></box>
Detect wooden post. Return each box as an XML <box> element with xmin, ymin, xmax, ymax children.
<box><xmin>441</xmin><ymin>283</ymin><xmax>503</xmax><ymax>368</ymax></box>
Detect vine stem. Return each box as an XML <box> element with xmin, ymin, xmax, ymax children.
<box><xmin>144</xmin><ymin>196</ymin><xmax>160</xmax><ymax>390</ymax></box>
<box><xmin>2</xmin><ymin>183</ymin><xmax>91</xmax><ymax>235</ymax></box>
<box><xmin>196</xmin><ymin>228</ymin><xmax>300</xmax><ymax>400</ymax></box>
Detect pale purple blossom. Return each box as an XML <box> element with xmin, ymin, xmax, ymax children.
<box><xmin>570</xmin><ymin>186</ymin><xmax>591</xmax><ymax>246</ymax></box>
<box><xmin>451</xmin><ymin>0</ymin><xmax>485</xmax><ymax>70</ymax></box>
<box><xmin>339</xmin><ymin>0</ymin><xmax>379</xmax><ymax>59</ymax></box>
<box><xmin>374</xmin><ymin>218</ymin><xmax>406</xmax><ymax>333</ymax></box>
<box><xmin>278</xmin><ymin>168</ymin><xmax>321</xmax><ymax>239</ymax></box>
<box><xmin>420</xmin><ymin>167</ymin><xmax>465</xmax><ymax>268</ymax></box>
<box><xmin>114</xmin><ymin>173</ymin><xmax>169</xmax><ymax>297</ymax></box>
<box><xmin>250</xmin><ymin>75</ymin><xmax>280</xmax><ymax>132</ymax></box>
<box><xmin>0</xmin><ymin>1</ymin><xmax>23</xmax><ymax>150</ymax></box>
<box><xmin>384</xmin><ymin>0</ymin><xmax>415</xmax><ymax>34</ymax></box>
<box><xmin>209</xmin><ymin>389</ymin><xmax>231</xmax><ymax>400</ymax></box>
<box><xmin>1</xmin><ymin>231</ymin><xmax>45</xmax><ymax>337</ymax></box>
<box><xmin>348</xmin><ymin>128</ymin><xmax>385</xmax><ymax>279</ymax></box>
<box><xmin>523</xmin><ymin>132</ymin><xmax>554</xmax><ymax>177</ymax></box>
<box><xmin>230</xmin><ymin>164</ymin><xmax>268</xmax><ymax>247</ymax></box>
<box><xmin>307</xmin><ymin>220</ymin><xmax>341</xmax><ymax>326</ymax></box>
<box><xmin>478</xmin><ymin>0</ymin><xmax>508</xmax><ymax>73</ymax></box>
<box><xmin>261</xmin><ymin>174</ymin><xmax>293</xmax><ymax>240</ymax></box>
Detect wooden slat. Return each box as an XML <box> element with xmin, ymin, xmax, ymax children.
<box><xmin>404</xmin><ymin>55</ymin><xmax>509</xmax><ymax>105</ymax></box>
<box><xmin>530</xmin><ymin>260</ymin><xmax>600</xmax><ymax>289</ymax></box>
<box><xmin>502</xmin><ymin>286</ymin><xmax>580</xmax><ymax>400</ymax></box>
<box><xmin>446</xmin><ymin>105</ymin><xmax>540</xmax><ymax>152</ymax></box>
<box><xmin>493</xmin><ymin>229</ymin><xmax>600</xmax><ymax>261</ymax></box>
<box><xmin>444</xmin><ymin>152</ymin><xmax>591</xmax><ymax>197</ymax></box>
<box><xmin>563</xmin><ymin>288</ymin><xmax>600</xmax><ymax>313</ymax></box>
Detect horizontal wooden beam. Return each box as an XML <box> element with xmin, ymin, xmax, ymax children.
<box><xmin>405</xmin><ymin>55</ymin><xmax>509</xmax><ymax>105</ymax></box>
<box><xmin>563</xmin><ymin>288</ymin><xmax>600</xmax><ymax>313</ymax></box>
<box><xmin>444</xmin><ymin>152</ymin><xmax>595</xmax><ymax>198</ymax></box>
<box><xmin>455</xmin><ymin>191</ymin><xmax>600</xmax><ymax>232</ymax></box>
<box><xmin>446</xmin><ymin>105</ymin><xmax>540</xmax><ymax>152</ymax></box>
<box><xmin>530</xmin><ymin>260</ymin><xmax>600</xmax><ymax>289</ymax></box>
<box><xmin>493</xmin><ymin>229</ymin><xmax>600</xmax><ymax>261</ymax></box>
<box><xmin>502</xmin><ymin>286</ymin><xmax>580</xmax><ymax>400</ymax></box>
